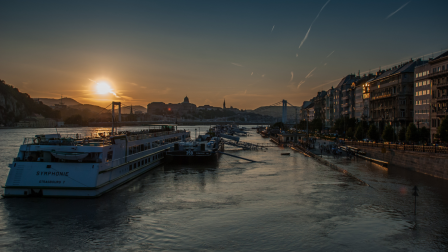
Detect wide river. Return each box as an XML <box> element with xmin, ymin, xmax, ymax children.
<box><xmin>0</xmin><ymin>126</ymin><xmax>447</xmax><ymax>251</ymax></box>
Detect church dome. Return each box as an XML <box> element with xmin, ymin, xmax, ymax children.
<box><xmin>183</xmin><ymin>96</ymin><xmax>189</xmax><ymax>103</ymax></box>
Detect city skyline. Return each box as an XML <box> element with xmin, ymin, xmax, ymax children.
<box><xmin>1</xmin><ymin>0</ymin><xmax>448</xmax><ymax>109</ymax></box>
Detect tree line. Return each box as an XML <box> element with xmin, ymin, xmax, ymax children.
<box><xmin>293</xmin><ymin>115</ymin><xmax>448</xmax><ymax>143</ymax></box>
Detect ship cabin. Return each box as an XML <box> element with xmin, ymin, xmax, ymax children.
<box><xmin>13</xmin><ymin>124</ymin><xmax>189</xmax><ymax>167</ymax></box>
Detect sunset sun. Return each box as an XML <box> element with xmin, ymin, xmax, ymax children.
<box><xmin>95</xmin><ymin>81</ymin><xmax>113</xmax><ymax>95</ymax></box>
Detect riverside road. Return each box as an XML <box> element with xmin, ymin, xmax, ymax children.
<box><xmin>0</xmin><ymin>126</ymin><xmax>447</xmax><ymax>251</ymax></box>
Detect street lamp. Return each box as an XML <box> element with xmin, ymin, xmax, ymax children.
<box><xmin>361</xmin><ymin>113</ymin><xmax>366</xmax><ymax>141</ymax></box>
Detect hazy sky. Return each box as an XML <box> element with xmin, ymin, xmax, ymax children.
<box><xmin>1</xmin><ymin>0</ymin><xmax>448</xmax><ymax>109</ymax></box>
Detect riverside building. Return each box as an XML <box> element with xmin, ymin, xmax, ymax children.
<box><xmin>414</xmin><ymin>64</ymin><xmax>431</xmax><ymax>129</ymax></box>
<box><xmin>354</xmin><ymin>75</ymin><xmax>374</xmax><ymax>121</ymax></box>
<box><xmin>369</xmin><ymin>59</ymin><xmax>426</xmax><ymax>133</ymax></box>
<box><xmin>324</xmin><ymin>87</ymin><xmax>335</xmax><ymax>129</ymax></box>
<box><xmin>334</xmin><ymin>74</ymin><xmax>359</xmax><ymax>121</ymax></box>
<box><xmin>429</xmin><ymin>51</ymin><xmax>448</xmax><ymax>142</ymax></box>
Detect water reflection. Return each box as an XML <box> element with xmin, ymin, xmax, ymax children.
<box><xmin>0</xmin><ymin>127</ymin><xmax>447</xmax><ymax>251</ymax></box>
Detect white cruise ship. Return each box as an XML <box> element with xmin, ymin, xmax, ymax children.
<box><xmin>2</xmin><ymin>125</ymin><xmax>190</xmax><ymax>198</ymax></box>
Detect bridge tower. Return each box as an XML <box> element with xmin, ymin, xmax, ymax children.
<box><xmin>111</xmin><ymin>101</ymin><xmax>122</xmax><ymax>135</ymax></box>
<box><xmin>282</xmin><ymin>100</ymin><xmax>287</xmax><ymax>124</ymax></box>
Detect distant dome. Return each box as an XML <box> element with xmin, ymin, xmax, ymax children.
<box><xmin>183</xmin><ymin>96</ymin><xmax>189</xmax><ymax>103</ymax></box>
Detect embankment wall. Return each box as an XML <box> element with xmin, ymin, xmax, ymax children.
<box><xmin>361</xmin><ymin>146</ymin><xmax>448</xmax><ymax>180</ymax></box>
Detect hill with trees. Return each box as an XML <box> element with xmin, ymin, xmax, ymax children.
<box><xmin>0</xmin><ymin>80</ymin><xmax>60</xmax><ymax>126</ymax></box>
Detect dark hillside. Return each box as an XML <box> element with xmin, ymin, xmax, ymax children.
<box><xmin>0</xmin><ymin>80</ymin><xmax>59</xmax><ymax>125</ymax></box>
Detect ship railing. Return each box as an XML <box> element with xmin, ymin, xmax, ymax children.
<box><xmin>22</xmin><ymin>133</ymin><xmax>86</xmax><ymax>145</ymax></box>
<box><xmin>127</xmin><ymin>130</ymin><xmax>188</xmax><ymax>141</ymax></box>
<box><xmin>59</xmin><ymin>133</ymin><xmax>84</xmax><ymax>139</ymax></box>
<box><xmin>23</xmin><ymin>137</ymin><xmax>35</xmax><ymax>145</ymax></box>
<box><xmin>101</xmin><ymin>142</ymin><xmax>176</xmax><ymax>170</ymax></box>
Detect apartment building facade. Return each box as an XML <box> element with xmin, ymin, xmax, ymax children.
<box><xmin>429</xmin><ymin>51</ymin><xmax>448</xmax><ymax>142</ymax></box>
<box><xmin>324</xmin><ymin>87</ymin><xmax>335</xmax><ymax>129</ymax></box>
<box><xmin>369</xmin><ymin>59</ymin><xmax>426</xmax><ymax>133</ymax></box>
<box><xmin>414</xmin><ymin>64</ymin><xmax>431</xmax><ymax>129</ymax></box>
<box><xmin>334</xmin><ymin>74</ymin><xmax>359</xmax><ymax>121</ymax></box>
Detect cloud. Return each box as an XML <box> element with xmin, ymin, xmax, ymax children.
<box><xmin>251</xmin><ymin>72</ymin><xmax>253</xmax><ymax>75</ymax></box>
<box><xmin>299</xmin><ymin>0</ymin><xmax>331</xmax><ymax>49</ymax></box>
<box><xmin>127</xmin><ymin>82</ymin><xmax>147</xmax><ymax>89</ymax></box>
<box><xmin>326</xmin><ymin>50</ymin><xmax>335</xmax><ymax>58</ymax></box>
<box><xmin>204</xmin><ymin>99</ymin><xmax>212</xmax><ymax>105</ymax></box>
<box><xmin>386</xmin><ymin>2</ymin><xmax>410</xmax><ymax>20</ymax></box>
<box><xmin>324</xmin><ymin>63</ymin><xmax>327</xmax><ymax>66</ymax></box>
<box><xmin>296</xmin><ymin>53</ymin><xmax>298</xmax><ymax>57</ymax></box>
<box><xmin>261</xmin><ymin>74</ymin><xmax>265</xmax><ymax>78</ymax></box>
<box><xmin>297</xmin><ymin>80</ymin><xmax>306</xmax><ymax>89</ymax></box>
<box><xmin>306</xmin><ymin>67</ymin><xmax>317</xmax><ymax>78</ymax></box>
<box><xmin>290</xmin><ymin>71</ymin><xmax>294</xmax><ymax>81</ymax></box>
<box><xmin>271</xmin><ymin>25</ymin><xmax>275</xmax><ymax>32</ymax></box>
<box><xmin>231</xmin><ymin>62</ymin><xmax>243</xmax><ymax>67</ymax></box>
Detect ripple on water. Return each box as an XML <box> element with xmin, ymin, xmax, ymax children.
<box><xmin>0</xmin><ymin>127</ymin><xmax>447</xmax><ymax>251</ymax></box>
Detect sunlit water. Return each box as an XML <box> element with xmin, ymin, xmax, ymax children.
<box><xmin>0</xmin><ymin>126</ymin><xmax>447</xmax><ymax>251</ymax></box>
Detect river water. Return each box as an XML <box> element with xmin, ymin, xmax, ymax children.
<box><xmin>0</xmin><ymin>126</ymin><xmax>447</xmax><ymax>251</ymax></box>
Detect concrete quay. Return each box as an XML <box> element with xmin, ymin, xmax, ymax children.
<box><xmin>310</xmin><ymin>138</ymin><xmax>448</xmax><ymax>181</ymax></box>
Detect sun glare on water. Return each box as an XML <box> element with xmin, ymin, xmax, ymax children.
<box><xmin>95</xmin><ymin>81</ymin><xmax>113</xmax><ymax>95</ymax></box>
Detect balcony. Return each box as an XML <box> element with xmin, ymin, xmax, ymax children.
<box><xmin>436</xmin><ymin>96</ymin><xmax>448</xmax><ymax>101</ymax></box>
<box><xmin>435</xmin><ymin>82</ymin><xmax>448</xmax><ymax>87</ymax></box>
<box><xmin>371</xmin><ymin>94</ymin><xmax>391</xmax><ymax>100</ymax></box>
<box><xmin>429</xmin><ymin>68</ymin><xmax>448</xmax><ymax>78</ymax></box>
<box><xmin>437</xmin><ymin>111</ymin><xmax>448</xmax><ymax>116</ymax></box>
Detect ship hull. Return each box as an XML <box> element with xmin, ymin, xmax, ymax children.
<box><xmin>3</xmin><ymin>153</ymin><xmax>166</xmax><ymax>198</ymax></box>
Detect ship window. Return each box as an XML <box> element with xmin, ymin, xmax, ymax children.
<box><xmin>147</xmin><ymin>143</ymin><xmax>151</xmax><ymax>149</ymax></box>
<box><xmin>134</xmin><ymin>163</ymin><xmax>136</xmax><ymax>168</ymax></box>
<box><xmin>141</xmin><ymin>144</ymin><xmax>145</xmax><ymax>151</ymax></box>
<box><xmin>129</xmin><ymin>147</ymin><xmax>133</xmax><ymax>155</ymax></box>
<box><xmin>129</xmin><ymin>165</ymin><xmax>132</xmax><ymax>171</ymax></box>
<box><xmin>106</xmin><ymin>151</ymin><xmax>113</xmax><ymax>162</ymax></box>
<box><xmin>138</xmin><ymin>161</ymin><xmax>140</xmax><ymax>167</ymax></box>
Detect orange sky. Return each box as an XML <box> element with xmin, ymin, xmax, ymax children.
<box><xmin>1</xmin><ymin>1</ymin><xmax>447</xmax><ymax>110</ymax></box>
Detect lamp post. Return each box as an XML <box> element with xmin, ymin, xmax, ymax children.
<box><xmin>306</xmin><ymin>108</ymin><xmax>309</xmax><ymax>146</ymax></box>
<box><xmin>393</xmin><ymin>108</ymin><xmax>396</xmax><ymax>143</ymax></box>
<box><xmin>361</xmin><ymin>113</ymin><xmax>366</xmax><ymax>141</ymax></box>
<box><xmin>417</xmin><ymin>120</ymin><xmax>420</xmax><ymax>144</ymax></box>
